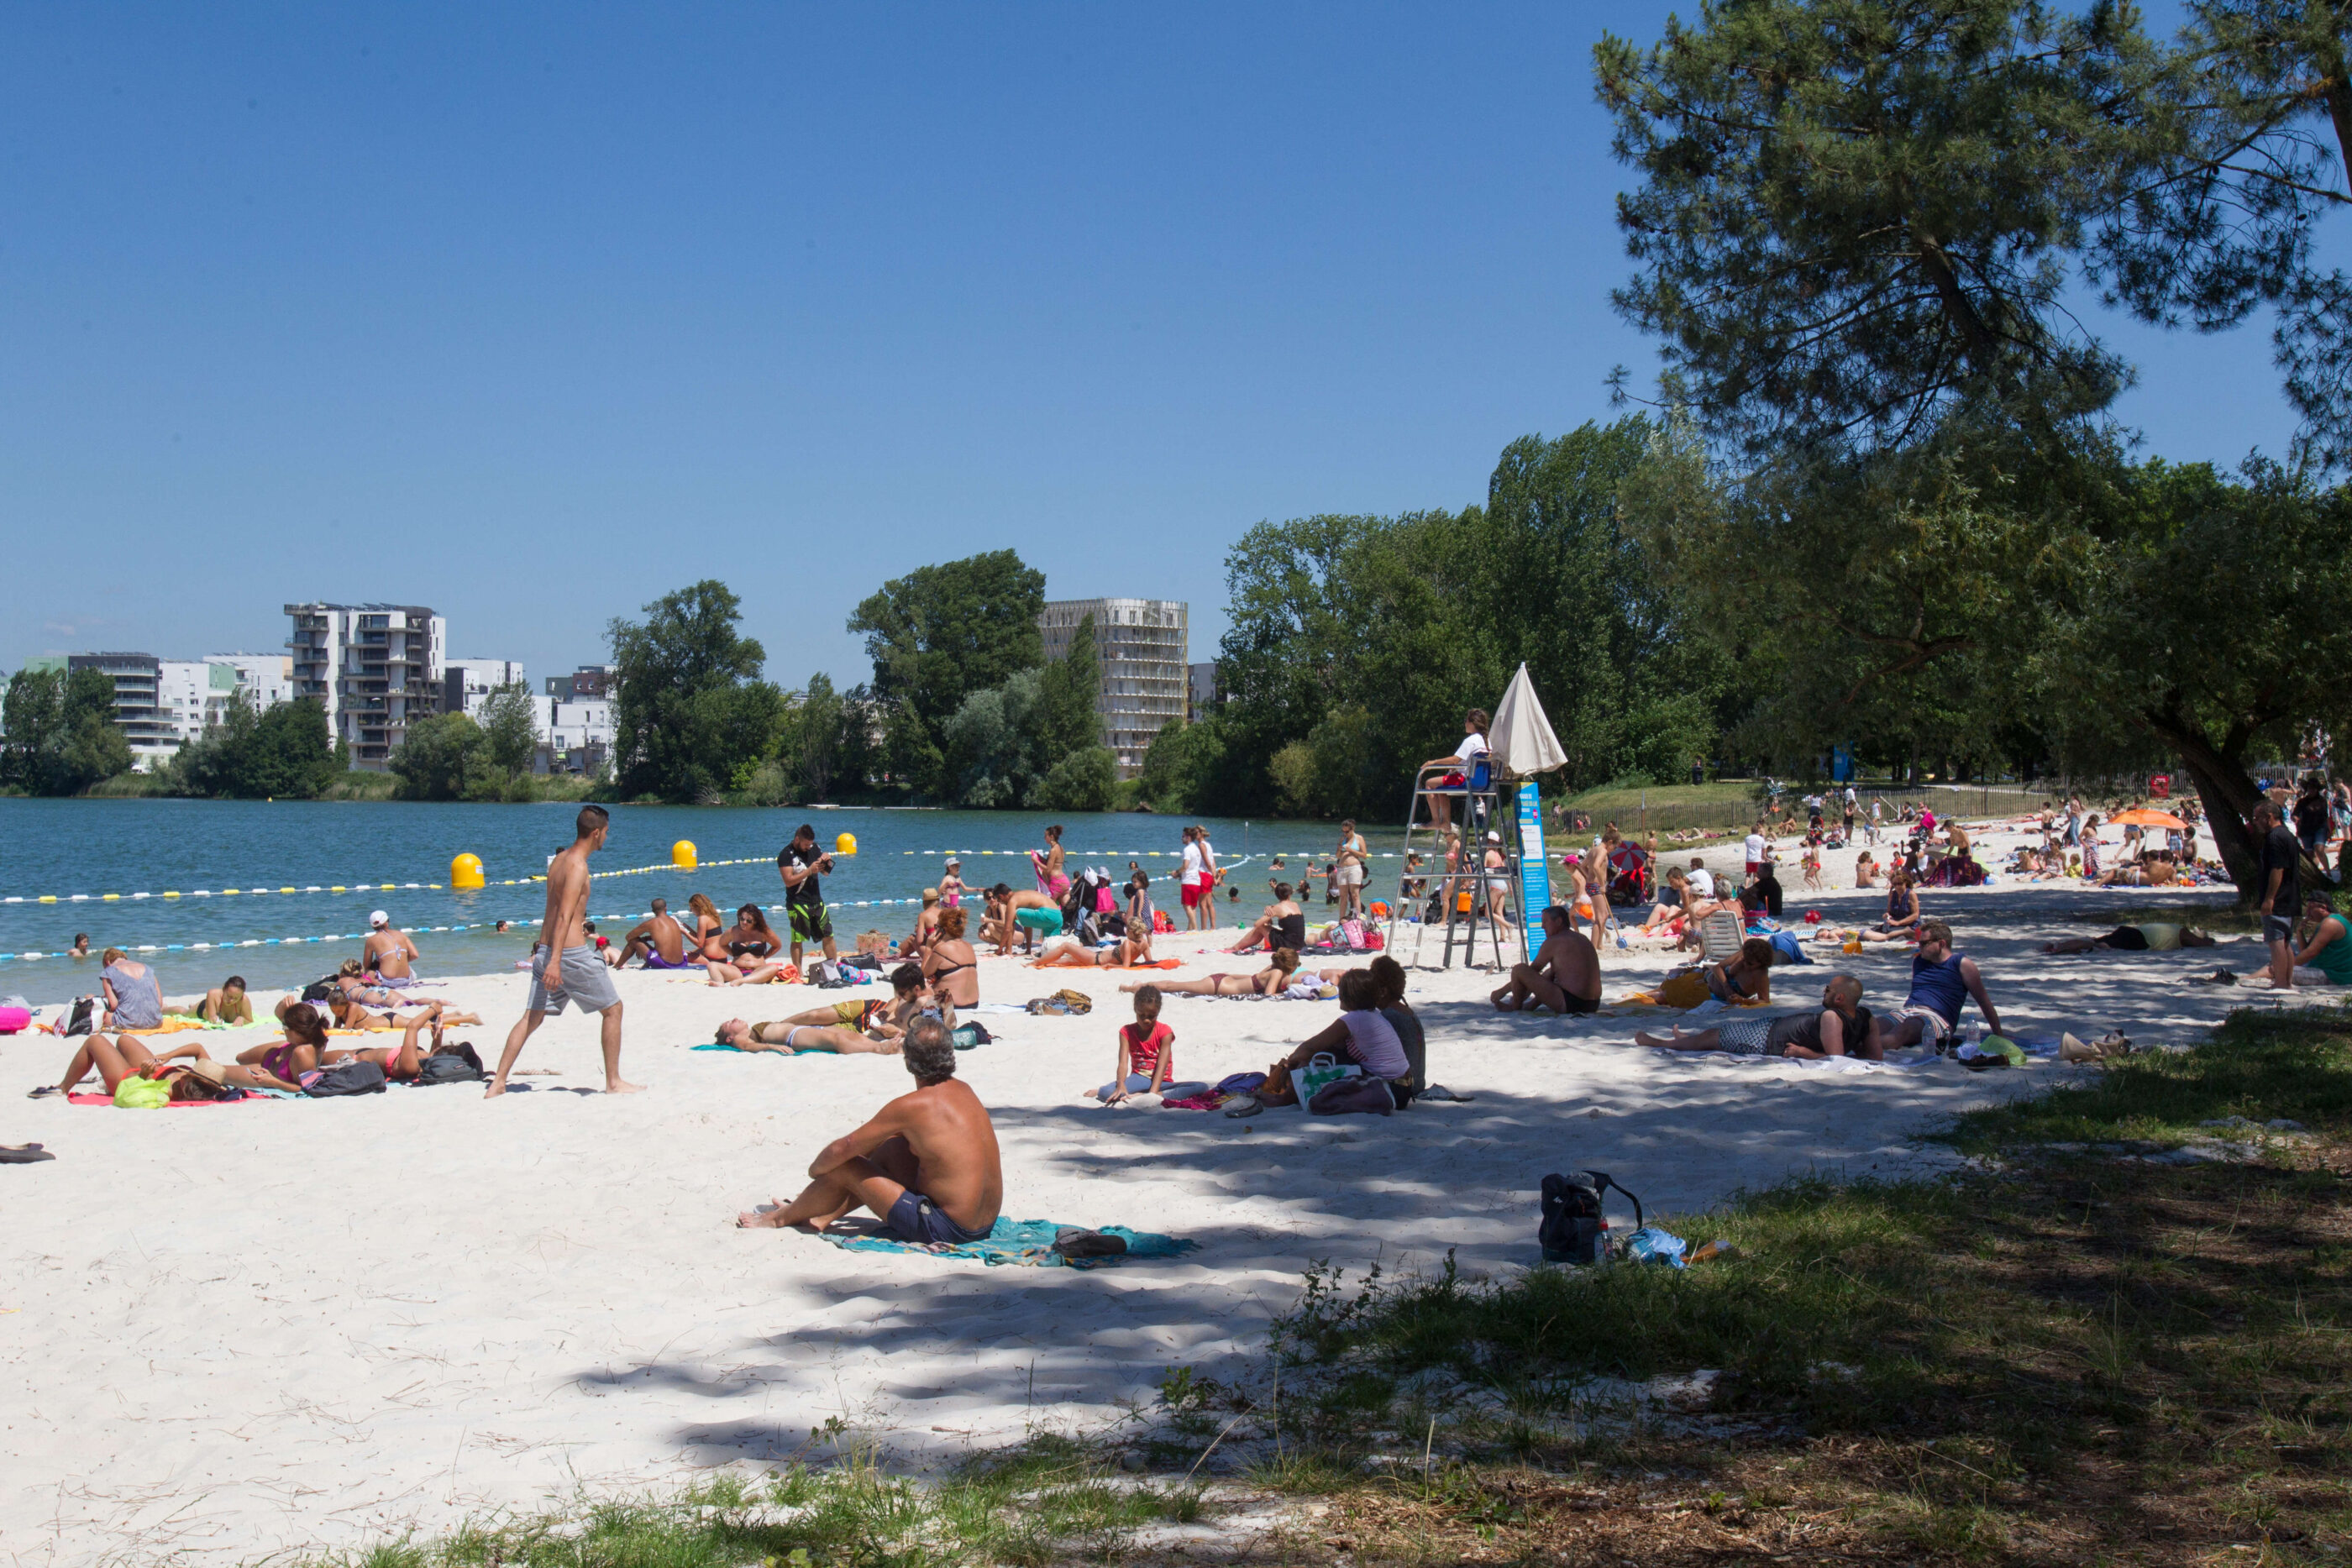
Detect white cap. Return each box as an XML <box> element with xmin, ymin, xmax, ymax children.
<box><xmin>369</xmin><ymin>910</ymin><xmax>389</xmax><ymax>927</ymax></box>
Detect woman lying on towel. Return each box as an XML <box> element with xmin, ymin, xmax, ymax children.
<box><xmin>1125</xmin><ymin>948</ymin><xmax>1302</xmax><ymax>997</ymax></box>
<box><xmin>329</xmin><ymin>1013</ymin><xmax>477</xmax><ymax>1083</ymax></box>
<box><xmin>1625</xmin><ymin>938</ymin><xmax>1777</xmax><ymax>1009</ymax></box>
<box><xmin>284</xmin><ymin>990</ymin><xmax>480</xmax><ymax>1033</ymax></box>
<box><xmin>1636</xmin><ymin>973</ymin><xmax>1878</xmax><ymax>1060</ymax></box>
<box><xmin>31</xmin><ymin>1032</ymin><xmax>306</xmax><ymax>1099</ymax></box>
<box><xmin>711</xmin><ymin>1015</ymin><xmax>901</xmax><ymax>1055</ymax></box>
<box><xmin>1033</xmin><ymin>926</ymin><xmax>1155</xmax><ymax>968</ymax></box>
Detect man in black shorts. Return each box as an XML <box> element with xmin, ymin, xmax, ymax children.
<box><xmin>778</xmin><ymin>823</ymin><xmax>841</xmax><ymax>971</ymax></box>
<box><xmin>1490</xmin><ymin>904</ymin><xmax>1603</xmax><ymax>1015</ymax></box>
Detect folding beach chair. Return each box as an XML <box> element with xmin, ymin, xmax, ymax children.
<box><xmin>1695</xmin><ymin>910</ymin><xmax>1746</xmax><ymax>966</ymax></box>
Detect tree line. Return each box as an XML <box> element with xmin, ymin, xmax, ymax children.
<box><xmin>0</xmin><ymin>664</ymin><xmax>348</xmax><ymax>800</ymax></box>
<box><xmin>590</xmin><ymin>567</ymin><xmax>1119</xmax><ymax>810</ymax></box>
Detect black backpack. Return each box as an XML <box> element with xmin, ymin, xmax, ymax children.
<box><xmin>1540</xmin><ymin>1169</ymin><xmax>1644</xmax><ymax>1265</ymax></box>
<box><xmin>306</xmin><ymin>1060</ymin><xmax>387</xmax><ymax>1098</ymax></box>
<box><xmin>301</xmin><ymin>974</ymin><xmax>339</xmax><ymax>1004</ymax></box>
<box><xmin>415</xmin><ymin>1043</ymin><xmax>486</xmax><ymax>1085</ymax></box>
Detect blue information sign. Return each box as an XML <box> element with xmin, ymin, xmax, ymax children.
<box><xmin>1516</xmin><ymin>779</ymin><xmax>1549</xmax><ymax>959</ymax></box>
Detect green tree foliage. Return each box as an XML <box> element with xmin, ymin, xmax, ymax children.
<box><xmin>169</xmin><ymin>695</ymin><xmax>342</xmax><ymax>800</ymax></box>
<box><xmin>1138</xmin><ymin>716</ymin><xmax>1226</xmax><ymax>813</ymax></box>
<box><xmin>2035</xmin><ymin>458</ymin><xmax>2352</xmax><ymax>885</ymax></box>
<box><xmin>0</xmin><ymin>666</ymin><xmax>134</xmax><ymax>794</ymax></box>
<box><xmin>1035</xmin><ymin>614</ymin><xmax>1102</xmax><ymax>760</ymax></box>
<box><xmin>1596</xmin><ymin>0</ymin><xmax>2159</xmax><ymax>454</ymax></box>
<box><xmin>848</xmin><ymin>550</ymin><xmax>1047</xmax><ymax>793</ymax></box>
<box><xmin>1206</xmin><ymin>419</ymin><xmax>1742</xmax><ymax>818</ymax></box>
<box><xmin>389</xmin><ymin>712</ymin><xmax>491</xmax><ymax>801</ymax></box>
<box><xmin>2093</xmin><ymin>0</ymin><xmax>2351</xmax><ymax>469</ymax></box>
<box><xmin>609</xmin><ymin>580</ymin><xmax>786</xmax><ymax>804</ymax></box>
<box><xmin>1597</xmin><ymin>3</ymin><xmax>2352</xmax><ymax>894</ymax></box>
<box><xmin>1035</xmin><ymin>745</ymin><xmax>1119</xmax><ymax>811</ymax></box>
<box><xmin>797</xmin><ymin>673</ymin><xmax>846</xmax><ymax>802</ymax></box>
<box><xmin>478</xmin><ymin>683</ymin><xmax>541</xmax><ymax>782</ymax></box>
<box><xmin>942</xmin><ymin>669</ymin><xmax>1049</xmax><ymax>808</ymax></box>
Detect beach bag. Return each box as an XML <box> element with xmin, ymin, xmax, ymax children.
<box><xmin>1539</xmin><ymin>1170</ymin><xmax>1644</xmax><ymax>1265</ymax></box>
<box><xmin>1291</xmin><ymin>1051</ymin><xmax>1359</xmax><ymax>1109</ymax></box>
<box><xmin>1152</xmin><ymin>910</ymin><xmax>1174</xmax><ymax>934</ymax></box>
<box><xmin>1338</xmin><ymin>918</ymin><xmax>1368</xmax><ymax>948</ymax></box>
<box><xmin>301</xmin><ymin>977</ymin><xmax>338</xmax><ymax>1004</ymax></box>
<box><xmin>1024</xmin><ymin>989</ymin><xmax>1095</xmax><ymax>1016</ymax></box>
<box><xmin>810</xmin><ymin>961</ymin><xmax>853</xmax><ymax>989</ymax></box>
<box><xmin>951</xmin><ymin>1022</ymin><xmax>990</xmax><ymax>1051</ymax></box>
<box><xmin>305</xmin><ymin>1060</ymin><xmax>386</xmax><ymax>1098</ymax></box>
<box><xmin>1308</xmin><ymin>1075</ymin><xmax>1396</xmax><ymax>1116</ymax></box>
<box><xmin>416</xmin><ymin>1045</ymin><xmax>485</xmax><ymax>1084</ymax></box>
<box><xmin>113</xmin><ymin>1075</ymin><xmax>171</xmax><ymax>1109</ymax></box>
<box><xmin>59</xmin><ymin>996</ymin><xmax>99</xmax><ymax>1037</ymax></box>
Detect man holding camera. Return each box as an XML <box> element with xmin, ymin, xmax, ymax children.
<box><xmin>779</xmin><ymin>823</ymin><xmax>843</xmax><ymax>971</ymax></box>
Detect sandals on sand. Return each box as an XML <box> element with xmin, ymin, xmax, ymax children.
<box><xmin>0</xmin><ymin>1143</ymin><xmax>55</xmax><ymax>1163</ymax></box>
<box><xmin>26</xmin><ymin>1085</ymin><xmax>61</xmax><ymax>1099</ymax></box>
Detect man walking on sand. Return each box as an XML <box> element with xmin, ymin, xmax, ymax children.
<box><xmin>488</xmin><ymin>805</ymin><xmax>641</xmax><ymax>1097</ymax></box>
<box><xmin>736</xmin><ymin>1017</ymin><xmax>1002</xmax><ymax>1241</ymax></box>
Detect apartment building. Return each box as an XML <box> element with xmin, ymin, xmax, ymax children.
<box><xmin>544</xmin><ymin>664</ymin><xmax>617</xmax><ymax>700</ymax></box>
<box><xmin>1037</xmin><ymin>598</ymin><xmax>1187</xmax><ymax>778</ymax></box>
<box><xmin>203</xmin><ymin>653</ymin><xmax>293</xmax><ymax>716</ymax></box>
<box><xmin>442</xmin><ymin>658</ymin><xmax>530</xmax><ymax>721</ymax></box>
<box><xmin>1188</xmin><ymin>660</ymin><xmax>1220</xmax><ymax>719</ymax></box>
<box><xmin>284</xmin><ymin>603</ymin><xmax>446</xmax><ymax>767</ymax></box>
<box><xmin>61</xmin><ymin>653</ymin><xmax>241</xmax><ymax>768</ymax></box>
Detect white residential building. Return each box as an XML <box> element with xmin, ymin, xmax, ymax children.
<box><xmin>285</xmin><ymin>603</ymin><xmax>446</xmax><ymax>768</ymax></box>
<box><xmin>203</xmin><ymin>653</ymin><xmax>293</xmax><ymax>716</ymax></box>
<box><xmin>442</xmin><ymin>658</ymin><xmax>530</xmax><ymax>722</ymax></box>
<box><xmin>543</xmin><ymin>695</ymin><xmax>615</xmax><ymax>774</ymax></box>
<box><xmin>63</xmin><ymin>653</ymin><xmax>238</xmax><ymax>768</ymax></box>
<box><xmin>1037</xmin><ymin>598</ymin><xmax>1188</xmax><ymax>778</ymax></box>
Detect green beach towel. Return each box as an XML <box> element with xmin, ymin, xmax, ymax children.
<box><xmin>820</xmin><ymin>1218</ymin><xmax>1195</xmax><ymax>1269</ymax></box>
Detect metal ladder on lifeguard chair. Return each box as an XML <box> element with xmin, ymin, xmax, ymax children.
<box><xmin>1383</xmin><ymin>754</ymin><xmax>1525</xmax><ymax>970</ymax></box>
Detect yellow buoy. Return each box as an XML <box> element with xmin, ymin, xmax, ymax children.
<box><xmin>673</xmin><ymin>839</ymin><xmax>698</xmax><ymax>868</ymax></box>
<box><xmin>834</xmin><ymin>832</ymin><xmax>858</xmax><ymax>857</ymax></box>
<box><xmin>450</xmin><ymin>852</ymin><xmax>485</xmax><ymax>890</ymax></box>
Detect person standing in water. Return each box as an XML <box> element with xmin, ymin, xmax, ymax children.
<box><xmin>488</xmin><ymin>805</ymin><xmax>640</xmax><ymax>1098</ymax></box>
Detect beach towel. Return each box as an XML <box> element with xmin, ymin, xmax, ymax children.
<box><xmin>118</xmin><ymin>1017</ymin><xmax>220</xmax><ymax>1036</ymax></box>
<box><xmin>67</xmin><ymin>1090</ymin><xmax>274</xmax><ymax>1108</ymax></box>
<box><xmin>818</xmin><ymin>1217</ymin><xmax>1196</xmax><ymax>1268</ymax></box>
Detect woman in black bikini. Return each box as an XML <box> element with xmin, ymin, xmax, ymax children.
<box><xmin>1128</xmin><ymin>948</ymin><xmax>1302</xmax><ymax>997</ymax></box>
<box><xmin>922</xmin><ymin>907</ymin><xmax>979</xmax><ymax>1009</ymax></box>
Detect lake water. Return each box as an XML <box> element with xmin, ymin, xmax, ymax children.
<box><xmin>0</xmin><ymin>799</ymin><xmax>1427</xmax><ymax>1004</ymax></box>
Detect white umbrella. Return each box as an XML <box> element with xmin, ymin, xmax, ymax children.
<box><xmin>1488</xmin><ymin>662</ymin><xmax>1566</xmax><ymax>776</ymax></box>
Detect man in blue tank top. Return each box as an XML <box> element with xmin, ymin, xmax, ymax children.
<box><xmin>1882</xmin><ymin>920</ymin><xmax>2005</xmax><ymax>1051</ymax></box>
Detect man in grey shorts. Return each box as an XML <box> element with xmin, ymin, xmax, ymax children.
<box><xmin>488</xmin><ymin>805</ymin><xmax>643</xmax><ymax>1097</ymax></box>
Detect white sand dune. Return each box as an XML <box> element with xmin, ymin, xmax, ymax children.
<box><xmin>0</xmin><ymin>821</ymin><xmax>2310</xmax><ymax>1565</ymax></box>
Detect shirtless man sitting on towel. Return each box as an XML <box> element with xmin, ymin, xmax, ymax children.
<box><xmin>1490</xmin><ymin>904</ymin><xmax>1603</xmax><ymax>1015</ymax></box>
<box><xmin>608</xmin><ymin>898</ymin><xmax>695</xmax><ymax>968</ymax></box>
<box><xmin>737</xmin><ymin>1017</ymin><xmax>1003</xmax><ymax>1244</ymax></box>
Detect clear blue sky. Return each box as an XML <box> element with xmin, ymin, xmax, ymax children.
<box><xmin>1</xmin><ymin>3</ymin><xmax>2296</xmax><ymax>690</ymax></box>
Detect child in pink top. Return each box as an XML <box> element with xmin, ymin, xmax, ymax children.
<box><xmin>1089</xmin><ymin>986</ymin><xmax>1174</xmax><ymax>1104</ymax></box>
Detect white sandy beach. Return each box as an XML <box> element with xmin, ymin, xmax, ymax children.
<box><xmin>0</xmin><ymin>820</ymin><xmax>2319</xmax><ymax>1566</ymax></box>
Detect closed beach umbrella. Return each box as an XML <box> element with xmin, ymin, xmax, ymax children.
<box><xmin>2110</xmin><ymin>808</ymin><xmax>2187</xmax><ymax>830</ymax></box>
<box><xmin>1489</xmin><ymin>662</ymin><xmax>1567</xmax><ymax>777</ymax></box>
